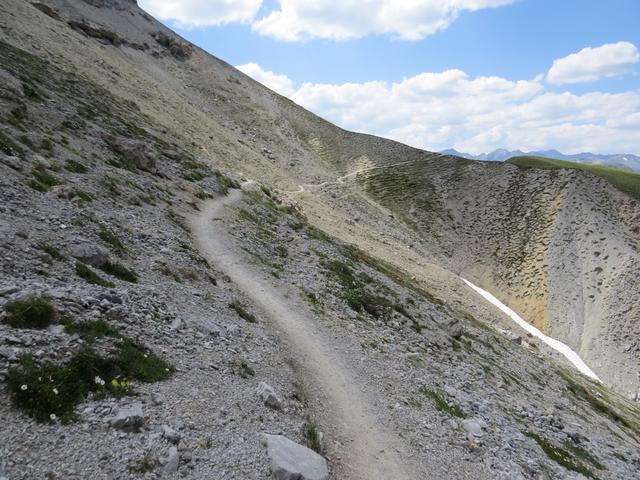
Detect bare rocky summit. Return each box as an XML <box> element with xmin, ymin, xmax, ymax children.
<box><xmin>0</xmin><ymin>1</ymin><xmax>639</xmax><ymax>479</ymax></box>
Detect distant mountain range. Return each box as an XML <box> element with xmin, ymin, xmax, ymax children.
<box><xmin>441</xmin><ymin>148</ymin><xmax>640</xmax><ymax>172</ymax></box>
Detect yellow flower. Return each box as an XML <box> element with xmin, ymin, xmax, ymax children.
<box><xmin>111</xmin><ymin>379</ymin><xmax>119</xmax><ymax>386</ymax></box>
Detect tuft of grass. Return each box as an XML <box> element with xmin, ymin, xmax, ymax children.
<box><xmin>0</xmin><ymin>130</ymin><xmax>24</xmax><ymax>157</ymax></box>
<box><xmin>229</xmin><ymin>299</ymin><xmax>257</xmax><ymax>323</ymax></box>
<box><xmin>524</xmin><ymin>431</ymin><xmax>600</xmax><ymax>479</ymax></box>
<box><xmin>326</xmin><ymin>260</ymin><xmax>392</xmax><ymax>319</ymax></box>
<box><xmin>419</xmin><ymin>387</ymin><xmax>466</xmax><ymax>418</ymax></box>
<box><xmin>39</xmin><ymin>242</ymin><xmax>66</xmax><ymax>261</ymax></box>
<box><xmin>30</xmin><ymin>168</ymin><xmax>58</xmax><ymax>192</ymax></box>
<box><xmin>129</xmin><ymin>454</ymin><xmax>156</xmax><ymax>473</ymax></box>
<box><xmin>214</xmin><ymin>171</ymin><xmax>240</xmax><ymax>195</ymax></box>
<box><xmin>562</xmin><ymin>440</ymin><xmax>605</xmax><ymax>471</ymax></box>
<box><xmin>508</xmin><ymin>156</ymin><xmax>640</xmax><ymax>201</ymax></box>
<box><xmin>234</xmin><ymin>360</ymin><xmax>255</xmax><ymax>378</ymax></box>
<box><xmin>304</xmin><ymin>423</ymin><xmax>324</xmax><ymax>454</ymax></box>
<box><xmin>3</xmin><ymin>296</ymin><xmax>57</xmax><ymax>329</ymax></box>
<box><xmin>62</xmin><ymin>319</ymin><xmax>120</xmax><ymax>343</ymax></box>
<box><xmin>100</xmin><ymin>261</ymin><xmax>138</xmax><ymax>283</ymax></box>
<box><xmin>64</xmin><ymin>159</ymin><xmax>88</xmax><ymax>173</ymax></box>
<box><xmin>167</xmin><ymin>210</ymin><xmax>190</xmax><ymax>233</ymax></box>
<box><xmin>98</xmin><ymin>226</ymin><xmax>125</xmax><ymax>252</ymax></box>
<box><xmin>76</xmin><ymin>262</ymin><xmax>115</xmax><ymax>288</ymax></box>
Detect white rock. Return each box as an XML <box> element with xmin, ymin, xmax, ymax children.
<box><xmin>257</xmin><ymin>382</ymin><xmax>283</xmax><ymax>410</ymax></box>
<box><xmin>261</xmin><ymin>434</ymin><xmax>329</xmax><ymax>480</ymax></box>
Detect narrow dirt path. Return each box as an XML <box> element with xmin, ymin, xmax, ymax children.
<box><xmin>284</xmin><ymin>159</ymin><xmax>418</xmax><ymax>194</ymax></box>
<box><xmin>191</xmin><ymin>188</ymin><xmax>417</xmax><ymax>480</ymax></box>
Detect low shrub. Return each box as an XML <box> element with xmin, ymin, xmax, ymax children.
<box><xmin>3</xmin><ymin>296</ymin><xmax>56</xmax><ymax>329</ymax></box>
<box><xmin>64</xmin><ymin>160</ymin><xmax>88</xmax><ymax>173</ymax></box>
<box><xmin>62</xmin><ymin>319</ymin><xmax>120</xmax><ymax>343</ymax></box>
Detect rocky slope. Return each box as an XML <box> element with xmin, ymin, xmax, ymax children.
<box><xmin>1</xmin><ymin>1</ymin><xmax>640</xmax><ymax>479</ymax></box>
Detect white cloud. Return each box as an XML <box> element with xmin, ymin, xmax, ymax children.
<box><xmin>547</xmin><ymin>41</ymin><xmax>640</xmax><ymax>84</ymax></box>
<box><xmin>239</xmin><ymin>63</ymin><xmax>640</xmax><ymax>155</ymax></box>
<box><xmin>236</xmin><ymin>63</ymin><xmax>296</xmax><ymax>96</ymax></box>
<box><xmin>138</xmin><ymin>0</ymin><xmax>262</xmax><ymax>28</ymax></box>
<box><xmin>252</xmin><ymin>0</ymin><xmax>514</xmax><ymax>41</ymax></box>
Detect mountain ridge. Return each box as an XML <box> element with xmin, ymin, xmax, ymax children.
<box><xmin>442</xmin><ymin>147</ymin><xmax>640</xmax><ymax>171</ymax></box>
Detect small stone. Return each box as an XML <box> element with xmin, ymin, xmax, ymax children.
<box><xmin>257</xmin><ymin>382</ymin><xmax>283</xmax><ymax>410</ymax></box>
<box><xmin>162</xmin><ymin>425</ymin><xmax>181</xmax><ymax>444</ymax></box>
<box><xmin>151</xmin><ymin>392</ymin><xmax>164</xmax><ymax>405</ymax></box>
<box><xmin>0</xmin><ymin>285</ymin><xmax>20</xmax><ymax>296</ymax></box>
<box><xmin>110</xmin><ymin>403</ymin><xmax>145</xmax><ymax>432</ymax></box>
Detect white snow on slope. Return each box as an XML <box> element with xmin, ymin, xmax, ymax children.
<box><xmin>463</xmin><ymin>279</ymin><xmax>601</xmax><ymax>382</ymax></box>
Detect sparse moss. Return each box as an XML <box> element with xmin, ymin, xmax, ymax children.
<box><xmin>116</xmin><ymin>339</ymin><xmax>175</xmax><ymax>382</ymax></box>
<box><xmin>3</xmin><ymin>296</ymin><xmax>57</xmax><ymax>329</ymax></box>
<box><xmin>63</xmin><ymin>319</ymin><xmax>120</xmax><ymax>343</ymax></box>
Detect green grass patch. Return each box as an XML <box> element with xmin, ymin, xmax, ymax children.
<box><xmin>524</xmin><ymin>431</ymin><xmax>600</xmax><ymax>479</ymax></box>
<box><xmin>304</xmin><ymin>423</ymin><xmax>324</xmax><ymax>454</ymax></box>
<box><xmin>62</xmin><ymin>319</ymin><xmax>120</xmax><ymax>343</ymax></box>
<box><xmin>98</xmin><ymin>226</ymin><xmax>125</xmax><ymax>252</ymax></box>
<box><xmin>214</xmin><ymin>171</ymin><xmax>240</xmax><ymax>194</ymax></box>
<box><xmin>75</xmin><ymin>263</ymin><xmax>115</xmax><ymax>288</ymax></box>
<box><xmin>229</xmin><ymin>299</ymin><xmax>257</xmax><ymax>323</ymax></box>
<box><xmin>100</xmin><ymin>261</ymin><xmax>138</xmax><ymax>283</ymax></box>
<box><xmin>7</xmin><ymin>338</ymin><xmax>173</xmax><ymax>422</ymax></box>
<box><xmin>0</xmin><ymin>130</ymin><xmax>24</xmax><ymax>157</ymax></box>
<box><xmin>508</xmin><ymin>156</ymin><xmax>640</xmax><ymax>201</ymax></box>
<box><xmin>116</xmin><ymin>339</ymin><xmax>175</xmax><ymax>382</ymax></box>
<box><xmin>64</xmin><ymin>159</ymin><xmax>88</xmax><ymax>173</ymax></box>
<box><xmin>30</xmin><ymin>167</ymin><xmax>58</xmax><ymax>192</ymax></box>
<box><xmin>3</xmin><ymin>296</ymin><xmax>57</xmax><ymax>329</ymax></box>
<box><xmin>418</xmin><ymin>387</ymin><xmax>466</xmax><ymax>418</ymax></box>
<box><xmin>326</xmin><ymin>260</ymin><xmax>392</xmax><ymax>319</ymax></box>
<box><xmin>39</xmin><ymin>242</ymin><xmax>66</xmax><ymax>261</ymax></box>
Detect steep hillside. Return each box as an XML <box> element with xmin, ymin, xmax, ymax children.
<box><xmin>357</xmin><ymin>156</ymin><xmax>640</xmax><ymax>396</ymax></box>
<box><xmin>1</xmin><ymin>1</ymin><xmax>640</xmax><ymax>479</ymax></box>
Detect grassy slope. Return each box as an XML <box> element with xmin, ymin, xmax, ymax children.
<box><xmin>507</xmin><ymin>156</ymin><xmax>640</xmax><ymax>201</ymax></box>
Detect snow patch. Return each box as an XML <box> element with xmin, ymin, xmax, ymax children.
<box><xmin>463</xmin><ymin>279</ymin><xmax>601</xmax><ymax>382</ymax></box>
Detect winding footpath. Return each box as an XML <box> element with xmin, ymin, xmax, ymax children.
<box><xmin>191</xmin><ymin>188</ymin><xmax>416</xmax><ymax>480</ymax></box>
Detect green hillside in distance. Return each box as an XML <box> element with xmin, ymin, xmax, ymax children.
<box><xmin>507</xmin><ymin>155</ymin><xmax>640</xmax><ymax>201</ymax></box>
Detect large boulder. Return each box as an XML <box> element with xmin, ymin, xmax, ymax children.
<box><xmin>261</xmin><ymin>434</ymin><xmax>329</xmax><ymax>480</ymax></box>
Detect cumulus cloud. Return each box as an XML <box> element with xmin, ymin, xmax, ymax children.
<box><xmin>252</xmin><ymin>0</ymin><xmax>515</xmax><ymax>41</ymax></box>
<box><xmin>236</xmin><ymin>63</ymin><xmax>296</xmax><ymax>96</ymax></box>
<box><xmin>138</xmin><ymin>0</ymin><xmax>262</xmax><ymax>28</ymax></box>
<box><xmin>547</xmin><ymin>41</ymin><xmax>640</xmax><ymax>84</ymax></box>
<box><xmin>239</xmin><ymin>63</ymin><xmax>640</xmax><ymax>155</ymax></box>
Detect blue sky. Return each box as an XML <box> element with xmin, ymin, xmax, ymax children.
<box><xmin>140</xmin><ymin>0</ymin><xmax>640</xmax><ymax>155</ymax></box>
